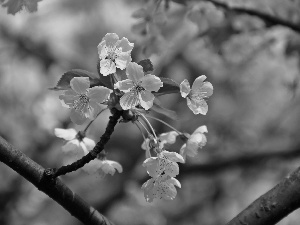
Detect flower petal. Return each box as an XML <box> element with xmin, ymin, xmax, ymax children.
<box><xmin>88</xmin><ymin>86</ymin><xmax>111</xmax><ymax>103</ymax></box>
<box><xmin>126</xmin><ymin>62</ymin><xmax>144</xmax><ymax>83</ymax></box>
<box><xmin>119</xmin><ymin>91</ymin><xmax>139</xmax><ymax>110</ymax></box>
<box><xmin>188</xmin><ymin>132</ymin><xmax>207</xmax><ymax>152</ymax></box>
<box><xmin>54</xmin><ymin>128</ymin><xmax>77</xmax><ymax>140</ymax></box>
<box><xmin>179</xmin><ymin>144</ymin><xmax>187</xmax><ymax>161</ymax></box>
<box><xmin>107</xmin><ymin>160</ymin><xmax>123</xmax><ymax>173</ymax></box>
<box><xmin>97</xmin><ymin>42</ymin><xmax>108</xmax><ymax>60</ymax></box>
<box><xmin>156</xmin><ymin>177</ymin><xmax>178</xmax><ymax>200</ymax></box>
<box><xmin>116</xmin><ymin>37</ymin><xmax>134</xmax><ymax>52</ymax></box>
<box><xmin>62</xmin><ymin>140</ymin><xmax>80</xmax><ymax>154</ymax></box>
<box><xmin>100</xmin><ymin>59</ymin><xmax>116</xmax><ymax>76</ymax></box>
<box><xmin>180</xmin><ymin>79</ymin><xmax>191</xmax><ymax>98</ymax></box>
<box><xmin>87</xmin><ymin>101</ymin><xmax>102</xmax><ymax>119</ymax></box>
<box><xmin>143</xmin><ymin>157</ymin><xmax>161</xmax><ymax>177</ymax></box>
<box><xmin>79</xmin><ymin>142</ymin><xmax>89</xmax><ymax>155</ymax></box>
<box><xmin>164</xmin><ymin>161</ymin><xmax>179</xmax><ymax>177</ymax></box>
<box><xmin>70</xmin><ymin>77</ymin><xmax>90</xmax><ymax>94</ymax></box>
<box><xmin>141</xmin><ymin>75</ymin><xmax>163</xmax><ymax>92</ymax></box>
<box><xmin>101</xmin><ymin>162</ymin><xmax>116</xmax><ymax>175</ymax></box>
<box><xmin>114</xmin><ymin>79</ymin><xmax>134</xmax><ymax>92</ymax></box>
<box><xmin>162</xmin><ymin>151</ymin><xmax>185</xmax><ymax>163</ymax></box>
<box><xmin>193</xmin><ymin>82</ymin><xmax>213</xmax><ymax>98</ymax></box>
<box><xmin>139</xmin><ymin>91</ymin><xmax>155</xmax><ymax>110</ymax></box>
<box><xmin>101</xmin><ymin>33</ymin><xmax>119</xmax><ymax>47</ymax></box>
<box><xmin>187</xmin><ymin>97</ymin><xmax>208</xmax><ymax>115</ymax></box>
<box><xmin>115</xmin><ymin>52</ymin><xmax>131</xmax><ymax>70</ymax></box>
<box><xmin>193</xmin><ymin>125</ymin><xmax>208</xmax><ymax>134</ymax></box>
<box><xmin>82</xmin><ymin>137</ymin><xmax>96</xmax><ymax>151</ymax></box>
<box><xmin>59</xmin><ymin>90</ymin><xmax>77</xmax><ymax>107</ymax></box>
<box><xmin>141</xmin><ymin>138</ymin><xmax>150</xmax><ymax>150</ymax></box>
<box><xmin>159</xmin><ymin>131</ymin><xmax>178</xmax><ymax>145</ymax></box>
<box><xmin>83</xmin><ymin>160</ymin><xmax>102</xmax><ymax>174</ymax></box>
<box><xmin>192</xmin><ymin>75</ymin><xmax>207</xmax><ymax>88</ymax></box>
<box><xmin>168</xmin><ymin>177</ymin><xmax>181</xmax><ymax>188</ymax></box>
<box><xmin>59</xmin><ymin>90</ymin><xmax>78</xmax><ymax>108</ymax></box>
<box><xmin>70</xmin><ymin>109</ymin><xmax>88</xmax><ymax>125</ymax></box>
<box><xmin>142</xmin><ymin>178</ymin><xmax>156</xmax><ymax>202</ymax></box>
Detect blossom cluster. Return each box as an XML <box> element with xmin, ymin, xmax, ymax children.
<box><xmin>53</xmin><ymin>32</ymin><xmax>213</xmax><ymax>202</ymax></box>
<box><xmin>140</xmin><ymin>126</ymin><xmax>207</xmax><ymax>202</ymax></box>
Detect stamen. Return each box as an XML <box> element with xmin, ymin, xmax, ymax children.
<box><xmin>73</xmin><ymin>93</ymin><xmax>89</xmax><ymax>113</ymax></box>
<box><xmin>190</xmin><ymin>90</ymin><xmax>208</xmax><ymax>100</ymax></box>
<box><xmin>105</xmin><ymin>46</ymin><xmax>121</xmax><ymax>61</ymax></box>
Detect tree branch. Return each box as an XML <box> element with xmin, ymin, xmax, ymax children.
<box><xmin>202</xmin><ymin>0</ymin><xmax>300</xmax><ymax>33</ymax></box>
<box><xmin>173</xmin><ymin>0</ymin><xmax>300</xmax><ymax>33</ymax></box>
<box><xmin>0</xmin><ymin>135</ymin><xmax>115</xmax><ymax>225</ymax></box>
<box><xmin>181</xmin><ymin>147</ymin><xmax>300</xmax><ymax>175</ymax></box>
<box><xmin>52</xmin><ymin>108</ymin><xmax>122</xmax><ymax>177</ymax></box>
<box><xmin>225</xmin><ymin>166</ymin><xmax>300</xmax><ymax>225</ymax></box>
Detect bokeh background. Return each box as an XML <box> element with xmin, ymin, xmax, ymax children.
<box><xmin>1</xmin><ymin>0</ymin><xmax>300</xmax><ymax>225</ymax></box>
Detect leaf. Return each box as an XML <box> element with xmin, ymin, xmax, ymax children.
<box><xmin>151</xmin><ymin>98</ymin><xmax>178</xmax><ymax>120</ymax></box>
<box><xmin>154</xmin><ymin>77</ymin><xmax>180</xmax><ymax>96</ymax></box>
<box><xmin>1</xmin><ymin>0</ymin><xmax>42</xmax><ymax>15</ymax></box>
<box><xmin>50</xmin><ymin>69</ymin><xmax>105</xmax><ymax>91</ymax></box>
<box><xmin>97</xmin><ymin>60</ymin><xmax>114</xmax><ymax>89</ymax></box>
<box><xmin>138</xmin><ymin>59</ymin><xmax>154</xmax><ymax>73</ymax></box>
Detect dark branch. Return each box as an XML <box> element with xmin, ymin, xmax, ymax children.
<box><xmin>0</xmin><ymin>136</ymin><xmax>115</xmax><ymax>225</ymax></box>
<box><xmin>53</xmin><ymin>108</ymin><xmax>123</xmax><ymax>177</ymax></box>
<box><xmin>181</xmin><ymin>146</ymin><xmax>300</xmax><ymax>176</ymax></box>
<box><xmin>225</xmin><ymin>166</ymin><xmax>300</xmax><ymax>225</ymax></box>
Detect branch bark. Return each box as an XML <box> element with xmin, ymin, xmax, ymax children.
<box><xmin>0</xmin><ymin>135</ymin><xmax>115</xmax><ymax>225</ymax></box>
<box><xmin>181</xmin><ymin>147</ymin><xmax>300</xmax><ymax>175</ymax></box>
<box><xmin>172</xmin><ymin>0</ymin><xmax>300</xmax><ymax>33</ymax></box>
<box><xmin>226</xmin><ymin>166</ymin><xmax>300</xmax><ymax>225</ymax></box>
<box><xmin>203</xmin><ymin>0</ymin><xmax>300</xmax><ymax>33</ymax></box>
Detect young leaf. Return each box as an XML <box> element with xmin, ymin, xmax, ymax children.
<box><xmin>151</xmin><ymin>98</ymin><xmax>178</xmax><ymax>120</ymax></box>
<box><xmin>1</xmin><ymin>0</ymin><xmax>42</xmax><ymax>15</ymax></box>
<box><xmin>50</xmin><ymin>69</ymin><xmax>104</xmax><ymax>91</ymax></box>
<box><xmin>137</xmin><ymin>59</ymin><xmax>154</xmax><ymax>73</ymax></box>
<box><xmin>154</xmin><ymin>77</ymin><xmax>180</xmax><ymax>96</ymax></box>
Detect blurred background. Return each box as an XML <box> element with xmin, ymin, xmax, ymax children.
<box><xmin>1</xmin><ymin>0</ymin><xmax>300</xmax><ymax>224</ymax></box>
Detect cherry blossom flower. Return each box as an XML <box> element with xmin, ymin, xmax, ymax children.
<box><xmin>142</xmin><ymin>174</ymin><xmax>181</xmax><ymax>202</ymax></box>
<box><xmin>141</xmin><ymin>131</ymin><xmax>179</xmax><ymax>151</ymax></box>
<box><xmin>54</xmin><ymin>128</ymin><xmax>95</xmax><ymax>157</ymax></box>
<box><xmin>143</xmin><ymin>150</ymin><xmax>184</xmax><ymax>178</ymax></box>
<box><xmin>114</xmin><ymin>62</ymin><xmax>163</xmax><ymax>110</ymax></box>
<box><xmin>98</xmin><ymin>33</ymin><xmax>134</xmax><ymax>76</ymax></box>
<box><xmin>159</xmin><ymin>131</ymin><xmax>179</xmax><ymax>147</ymax></box>
<box><xmin>180</xmin><ymin>125</ymin><xmax>208</xmax><ymax>160</ymax></box>
<box><xmin>180</xmin><ymin>75</ymin><xmax>213</xmax><ymax>115</ymax></box>
<box><xmin>83</xmin><ymin>159</ymin><xmax>123</xmax><ymax>177</ymax></box>
<box><xmin>59</xmin><ymin>77</ymin><xmax>111</xmax><ymax>125</ymax></box>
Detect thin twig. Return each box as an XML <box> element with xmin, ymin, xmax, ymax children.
<box><xmin>52</xmin><ymin>108</ymin><xmax>122</xmax><ymax>177</ymax></box>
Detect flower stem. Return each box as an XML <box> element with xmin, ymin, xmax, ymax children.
<box><xmin>83</xmin><ymin>107</ymin><xmax>108</xmax><ymax>133</ymax></box>
<box><xmin>138</xmin><ymin>113</ymin><xmax>158</xmax><ymax>139</ymax></box>
<box><xmin>145</xmin><ymin>115</ymin><xmax>182</xmax><ymax>135</ymax></box>
<box><xmin>136</xmin><ymin>119</ymin><xmax>152</xmax><ymax>137</ymax></box>
<box><xmin>134</xmin><ymin>121</ymin><xmax>152</xmax><ymax>157</ymax></box>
